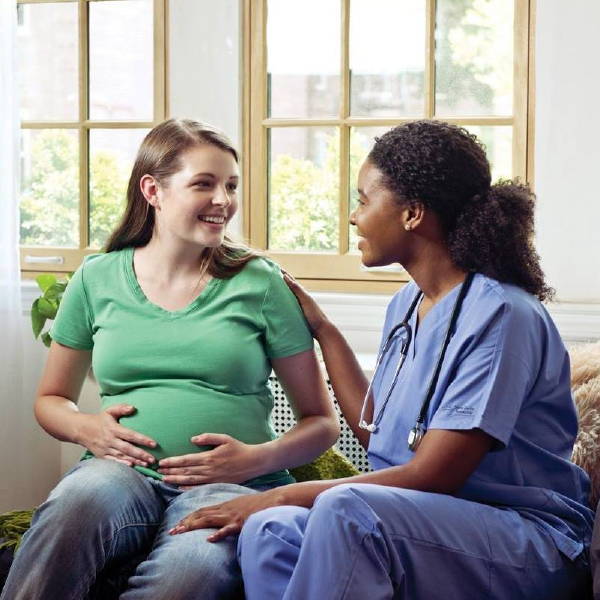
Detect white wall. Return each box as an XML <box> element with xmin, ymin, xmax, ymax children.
<box><xmin>0</xmin><ymin>311</ymin><xmax>60</xmax><ymax>511</ymax></box>
<box><xmin>534</xmin><ymin>0</ymin><xmax>600</xmax><ymax>303</ymax></box>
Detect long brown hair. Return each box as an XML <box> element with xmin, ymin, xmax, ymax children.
<box><xmin>103</xmin><ymin>118</ymin><xmax>257</xmax><ymax>278</ymax></box>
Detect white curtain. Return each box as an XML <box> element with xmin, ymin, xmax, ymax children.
<box><xmin>0</xmin><ymin>0</ymin><xmax>25</xmax><ymax>512</ymax></box>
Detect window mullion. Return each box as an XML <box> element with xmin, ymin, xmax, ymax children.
<box><xmin>338</xmin><ymin>0</ymin><xmax>350</xmax><ymax>254</ymax></box>
<box><xmin>425</xmin><ymin>0</ymin><xmax>436</xmax><ymax>118</ymax></box>
<box><xmin>153</xmin><ymin>0</ymin><xmax>167</xmax><ymax>122</ymax></box>
<box><xmin>513</xmin><ymin>0</ymin><xmax>531</xmax><ymax>182</ymax></box>
<box><xmin>79</xmin><ymin>0</ymin><xmax>89</xmax><ymax>249</ymax></box>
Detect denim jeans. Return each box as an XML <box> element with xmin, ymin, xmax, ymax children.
<box><xmin>1</xmin><ymin>458</ymin><xmax>273</xmax><ymax>600</ymax></box>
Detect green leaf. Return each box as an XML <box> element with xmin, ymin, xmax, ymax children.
<box><xmin>44</xmin><ymin>282</ymin><xmax>65</xmax><ymax>301</ymax></box>
<box><xmin>38</xmin><ymin>297</ymin><xmax>58</xmax><ymax>319</ymax></box>
<box><xmin>31</xmin><ymin>300</ymin><xmax>46</xmax><ymax>339</ymax></box>
<box><xmin>41</xmin><ymin>332</ymin><xmax>52</xmax><ymax>348</ymax></box>
<box><xmin>35</xmin><ymin>274</ymin><xmax>56</xmax><ymax>293</ymax></box>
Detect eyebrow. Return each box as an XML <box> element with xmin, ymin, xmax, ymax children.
<box><xmin>189</xmin><ymin>172</ymin><xmax>239</xmax><ymax>180</ymax></box>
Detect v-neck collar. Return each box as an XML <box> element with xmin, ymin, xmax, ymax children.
<box><xmin>123</xmin><ymin>246</ymin><xmax>221</xmax><ymax>318</ymax></box>
<box><xmin>410</xmin><ymin>280</ymin><xmax>466</xmax><ymax>358</ymax></box>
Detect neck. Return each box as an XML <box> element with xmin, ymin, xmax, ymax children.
<box><xmin>403</xmin><ymin>241</ymin><xmax>467</xmax><ymax>303</ymax></box>
<box><xmin>135</xmin><ymin>236</ymin><xmax>209</xmax><ymax>283</ymax></box>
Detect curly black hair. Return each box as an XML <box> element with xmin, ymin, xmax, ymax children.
<box><xmin>368</xmin><ymin>120</ymin><xmax>553</xmax><ymax>301</ymax></box>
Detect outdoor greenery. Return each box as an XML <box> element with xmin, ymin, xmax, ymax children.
<box><xmin>269</xmin><ymin>131</ymin><xmax>368</xmax><ymax>252</ymax></box>
<box><xmin>20</xmin><ymin>129</ymin><xmax>129</xmax><ymax>249</ymax></box>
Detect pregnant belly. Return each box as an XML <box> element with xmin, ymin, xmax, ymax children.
<box><xmin>101</xmin><ymin>388</ymin><xmax>275</xmax><ymax>464</ymax></box>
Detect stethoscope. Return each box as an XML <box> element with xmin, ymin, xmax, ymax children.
<box><xmin>358</xmin><ymin>272</ymin><xmax>475</xmax><ymax>452</ymax></box>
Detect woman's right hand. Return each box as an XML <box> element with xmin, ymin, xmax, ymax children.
<box><xmin>76</xmin><ymin>404</ymin><xmax>157</xmax><ymax>467</ymax></box>
<box><xmin>282</xmin><ymin>271</ymin><xmax>332</xmax><ymax>338</ymax></box>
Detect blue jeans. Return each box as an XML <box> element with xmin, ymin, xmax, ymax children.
<box><xmin>1</xmin><ymin>458</ymin><xmax>274</xmax><ymax>600</ymax></box>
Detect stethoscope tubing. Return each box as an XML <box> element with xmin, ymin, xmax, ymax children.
<box><xmin>358</xmin><ymin>272</ymin><xmax>475</xmax><ymax>450</ymax></box>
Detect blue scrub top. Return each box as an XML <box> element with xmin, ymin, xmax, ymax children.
<box><xmin>369</xmin><ymin>273</ymin><xmax>594</xmax><ymax>559</ymax></box>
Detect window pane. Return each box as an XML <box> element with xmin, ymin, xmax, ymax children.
<box><xmin>269</xmin><ymin>127</ymin><xmax>339</xmax><ymax>251</ymax></box>
<box><xmin>350</xmin><ymin>0</ymin><xmax>425</xmax><ymax>117</ymax></box>
<box><xmin>435</xmin><ymin>0</ymin><xmax>514</xmax><ymax>116</ymax></box>
<box><xmin>20</xmin><ymin>129</ymin><xmax>79</xmax><ymax>247</ymax></box>
<box><xmin>348</xmin><ymin>127</ymin><xmax>391</xmax><ymax>251</ymax></box>
<box><xmin>464</xmin><ymin>125</ymin><xmax>512</xmax><ymax>182</ymax></box>
<box><xmin>89</xmin><ymin>0</ymin><xmax>153</xmax><ymax>120</ymax></box>
<box><xmin>89</xmin><ymin>129</ymin><xmax>149</xmax><ymax>249</ymax></box>
<box><xmin>267</xmin><ymin>0</ymin><xmax>340</xmax><ymax>118</ymax></box>
<box><xmin>17</xmin><ymin>3</ymin><xmax>78</xmax><ymax>121</ymax></box>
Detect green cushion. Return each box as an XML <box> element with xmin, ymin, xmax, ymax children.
<box><xmin>289</xmin><ymin>447</ymin><xmax>359</xmax><ymax>482</ymax></box>
<box><xmin>0</xmin><ymin>510</ymin><xmax>34</xmax><ymax>551</ymax></box>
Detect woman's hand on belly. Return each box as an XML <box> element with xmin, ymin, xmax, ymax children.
<box><xmin>77</xmin><ymin>404</ymin><xmax>157</xmax><ymax>467</ymax></box>
<box><xmin>157</xmin><ymin>433</ymin><xmax>267</xmax><ymax>488</ymax></box>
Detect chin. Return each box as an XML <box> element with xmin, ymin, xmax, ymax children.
<box><xmin>359</xmin><ymin>253</ymin><xmax>382</xmax><ymax>268</ymax></box>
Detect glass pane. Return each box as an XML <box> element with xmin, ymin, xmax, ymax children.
<box><xmin>269</xmin><ymin>127</ymin><xmax>339</xmax><ymax>251</ymax></box>
<box><xmin>20</xmin><ymin>129</ymin><xmax>79</xmax><ymax>247</ymax></box>
<box><xmin>17</xmin><ymin>3</ymin><xmax>78</xmax><ymax>121</ymax></box>
<box><xmin>267</xmin><ymin>0</ymin><xmax>340</xmax><ymax>118</ymax></box>
<box><xmin>435</xmin><ymin>0</ymin><xmax>514</xmax><ymax>116</ymax></box>
<box><xmin>89</xmin><ymin>0</ymin><xmax>153</xmax><ymax>120</ymax></box>
<box><xmin>350</xmin><ymin>0</ymin><xmax>425</xmax><ymax>117</ymax></box>
<box><xmin>348</xmin><ymin>127</ymin><xmax>391</xmax><ymax>251</ymax></box>
<box><xmin>464</xmin><ymin>126</ymin><xmax>512</xmax><ymax>182</ymax></box>
<box><xmin>89</xmin><ymin>129</ymin><xmax>149</xmax><ymax>249</ymax></box>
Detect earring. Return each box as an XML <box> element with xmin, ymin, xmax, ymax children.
<box><xmin>405</xmin><ymin>225</ymin><xmax>411</xmax><ymax>231</ymax></box>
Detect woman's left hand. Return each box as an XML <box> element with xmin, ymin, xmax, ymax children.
<box><xmin>157</xmin><ymin>433</ymin><xmax>265</xmax><ymax>489</ymax></box>
<box><xmin>169</xmin><ymin>487</ymin><xmax>287</xmax><ymax>541</ymax></box>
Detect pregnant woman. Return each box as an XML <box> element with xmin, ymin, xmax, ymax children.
<box><xmin>1</xmin><ymin>118</ymin><xmax>339</xmax><ymax>600</ymax></box>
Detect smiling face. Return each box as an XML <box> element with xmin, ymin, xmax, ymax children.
<box><xmin>350</xmin><ymin>160</ymin><xmax>408</xmax><ymax>268</ymax></box>
<box><xmin>147</xmin><ymin>144</ymin><xmax>239</xmax><ymax>249</ymax></box>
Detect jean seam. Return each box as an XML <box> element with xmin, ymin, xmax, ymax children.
<box><xmin>68</xmin><ymin>522</ymin><xmax>161</xmax><ymax>600</ymax></box>
<box><xmin>104</xmin><ymin>521</ymin><xmax>162</xmax><ymax>562</ymax></box>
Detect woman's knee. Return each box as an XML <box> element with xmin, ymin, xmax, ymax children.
<box><xmin>125</xmin><ymin>531</ymin><xmax>243</xmax><ymax>600</ymax></box>
<box><xmin>39</xmin><ymin>459</ymin><xmax>146</xmax><ymax>524</ymax></box>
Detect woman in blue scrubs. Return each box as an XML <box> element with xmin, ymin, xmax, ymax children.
<box><xmin>170</xmin><ymin>120</ymin><xmax>593</xmax><ymax>599</ymax></box>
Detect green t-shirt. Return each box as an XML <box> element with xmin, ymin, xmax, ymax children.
<box><xmin>50</xmin><ymin>247</ymin><xmax>313</xmax><ymax>486</ymax></box>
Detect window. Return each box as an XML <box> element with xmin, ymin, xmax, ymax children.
<box><xmin>244</xmin><ymin>0</ymin><xmax>533</xmax><ymax>293</ymax></box>
<box><xmin>18</xmin><ymin>0</ymin><xmax>167</xmax><ymax>276</ymax></box>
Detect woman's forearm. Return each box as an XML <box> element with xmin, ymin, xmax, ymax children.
<box><xmin>258</xmin><ymin>414</ymin><xmax>339</xmax><ymax>474</ymax></box>
<box><xmin>277</xmin><ymin>428</ymin><xmax>494</xmax><ymax>508</ymax></box>
<box><xmin>315</xmin><ymin>322</ymin><xmax>371</xmax><ymax>448</ymax></box>
<box><xmin>34</xmin><ymin>395</ymin><xmax>89</xmax><ymax>444</ymax></box>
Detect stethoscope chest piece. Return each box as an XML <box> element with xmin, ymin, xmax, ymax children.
<box><xmin>407</xmin><ymin>424</ymin><xmax>425</xmax><ymax>452</ymax></box>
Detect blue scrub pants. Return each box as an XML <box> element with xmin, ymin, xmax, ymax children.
<box><xmin>238</xmin><ymin>483</ymin><xmax>590</xmax><ymax>600</ymax></box>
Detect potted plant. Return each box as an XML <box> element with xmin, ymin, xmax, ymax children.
<box><xmin>30</xmin><ymin>273</ymin><xmax>72</xmax><ymax>347</ymax></box>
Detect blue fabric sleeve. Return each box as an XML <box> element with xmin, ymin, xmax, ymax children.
<box><xmin>49</xmin><ymin>263</ymin><xmax>94</xmax><ymax>350</ymax></box>
<box><xmin>261</xmin><ymin>265</ymin><xmax>314</xmax><ymax>359</ymax></box>
<box><xmin>428</xmin><ymin>303</ymin><xmax>536</xmax><ymax>448</ymax></box>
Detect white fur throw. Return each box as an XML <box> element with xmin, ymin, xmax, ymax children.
<box><xmin>570</xmin><ymin>341</ymin><xmax>600</xmax><ymax>508</ymax></box>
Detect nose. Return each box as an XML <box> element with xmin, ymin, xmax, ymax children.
<box><xmin>349</xmin><ymin>208</ymin><xmax>357</xmax><ymax>226</ymax></box>
<box><xmin>212</xmin><ymin>185</ymin><xmax>231</xmax><ymax>207</ymax></box>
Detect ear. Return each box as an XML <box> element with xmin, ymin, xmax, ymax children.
<box><xmin>403</xmin><ymin>202</ymin><xmax>425</xmax><ymax>231</ymax></box>
<box><xmin>140</xmin><ymin>174</ymin><xmax>161</xmax><ymax>210</ymax></box>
